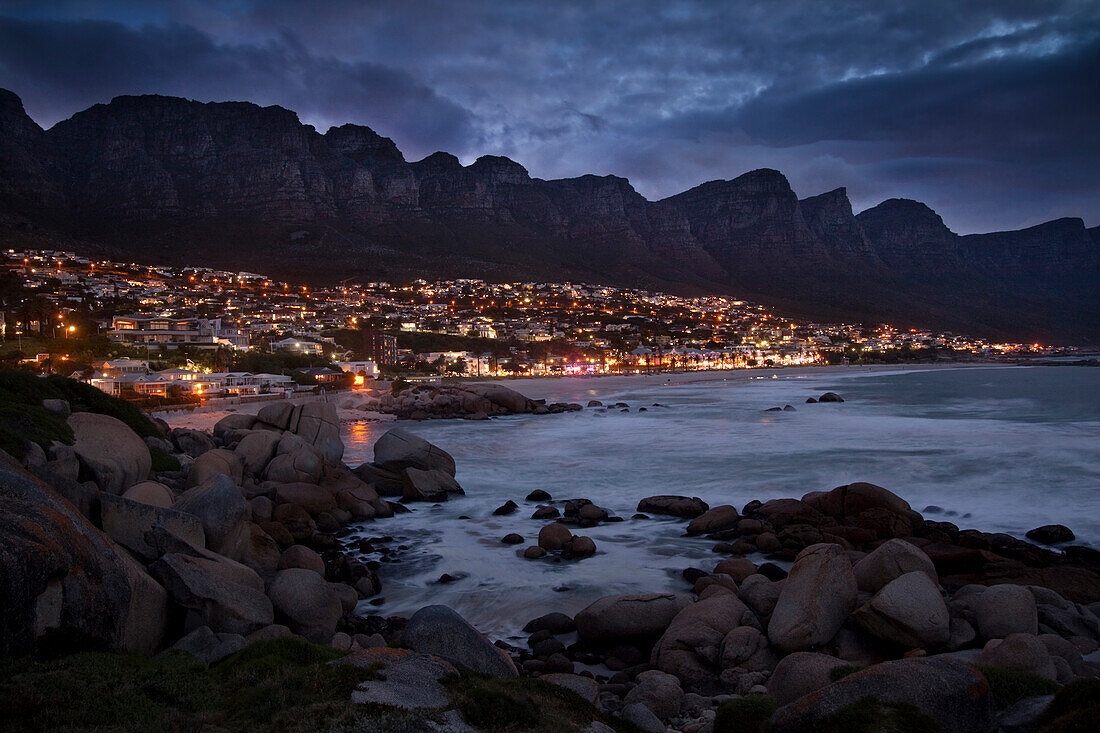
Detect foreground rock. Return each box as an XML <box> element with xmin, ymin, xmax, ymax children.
<box><xmin>67</xmin><ymin>412</ymin><xmax>151</xmax><ymax>494</ymax></box>
<box><xmin>768</xmin><ymin>543</ymin><xmax>857</xmax><ymax>652</ymax></box>
<box><xmin>769</xmin><ymin>657</ymin><xmax>996</xmax><ymax>733</ymax></box>
<box><xmin>0</xmin><ymin>453</ymin><xmax>167</xmax><ymax>655</ymax></box>
<box><xmin>150</xmin><ymin>552</ymin><xmax>273</xmax><ymax>636</ymax></box>
<box><xmin>575</xmin><ymin>593</ymin><xmax>693</xmax><ymax>643</ymax></box>
<box><xmin>403</xmin><ymin>605</ymin><xmax>518</xmax><ymax>677</ymax></box>
<box><xmin>338</xmin><ymin>647</ymin><xmax>458</xmax><ymax>709</ymax></box>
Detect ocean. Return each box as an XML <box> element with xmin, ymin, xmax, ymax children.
<box><xmin>340</xmin><ymin>365</ymin><xmax>1100</xmax><ymax>639</ymax></box>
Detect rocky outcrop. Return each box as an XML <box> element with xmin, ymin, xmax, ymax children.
<box><xmin>403</xmin><ymin>604</ymin><xmax>518</xmax><ymax>677</ymax></box>
<box><xmin>67</xmin><ymin>412</ymin><xmax>151</xmax><ymax>494</ymax></box>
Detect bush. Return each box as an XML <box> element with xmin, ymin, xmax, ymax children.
<box><xmin>149</xmin><ymin>445</ymin><xmax>181</xmax><ymax>473</ymax></box>
<box><xmin>1040</xmin><ymin>678</ymin><xmax>1100</xmax><ymax>732</ymax></box>
<box><xmin>977</xmin><ymin>665</ymin><xmax>1061</xmax><ymax>710</ymax></box>
<box><xmin>0</xmin><ymin>403</ymin><xmax>73</xmax><ymax>459</ymax></box>
<box><xmin>821</xmin><ymin>696</ymin><xmax>940</xmax><ymax>733</ymax></box>
<box><xmin>714</xmin><ymin>694</ymin><xmax>778</xmax><ymax>733</ymax></box>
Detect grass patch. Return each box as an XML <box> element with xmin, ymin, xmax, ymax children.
<box><xmin>1040</xmin><ymin>679</ymin><xmax>1100</xmax><ymax>732</ymax></box>
<box><xmin>149</xmin><ymin>444</ymin><xmax>181</xmax><ymax>473</ymax></box>
<box><xmin>443</xmin><ymin>674</ymin><xmax>635</xmax><ymax>733</ymax></box>
<box><xmin>0</xmin><ymin>404</ymin><xmax>73</xmax><ymax>459</ymax></box>
<box><xmin>0</xmin><ymin>638</ymin><xmax>388</xmax><ymax>733</ymax></box>
<box><xmin>821</xmin><ymin>697</ymin><xmax>940</xmax><ymax>733</ymax></box>
<box><xmin>977</xmin><ymin>665</ymin><xmax>1061</xmax><ymax>710</ymax></box>
<box><xmin>714</xmin><ymin>694</ymin><xmax>778</xmax><ymax>733</ymax></box>
<box><xmin>829</xmin><ymin>664</ymin><xmax>866</xmax><ymax>682</ymax></box>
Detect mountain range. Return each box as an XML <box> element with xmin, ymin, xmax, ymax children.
<box><xmin>1</xmin><ymin>89</ymin><xmax>1097</xmax><ymax>343</ymax></box>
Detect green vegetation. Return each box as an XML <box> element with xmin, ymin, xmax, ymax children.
<box><xmin>442</xmin><ymin>674</ymin><xmax>636</xmax><ymax>733</ymax></box>
<box><xmin>149</xmin><ymin>445</ymin><xmax>181</xmax><ymax>473</ymax></box>
<box><xmin>977</xmin><ymin>665</ymin><xmax>1061</xmax><ymax>710</ymax></box>
<box><xmin>1040</xmin><ymin>679</ymin><xmax>1100</xmax><ymax>732</ymax></box>
<box><xmin>0</xmin><ymin>641</ymin><xmax>635</xmax><ymax>733</ymax></box>
<box><xmin>820</xmin><ymin>697</ymin><xmax>940</xmax><ymax>733</ymax></box>
<box><xmin>0</xmin><ymin>371</ymin><xmax>162</xmax><ymax>459</ymax></box>
<box><xmin>829</xmin><ymin>664</ymin><xmax>866</xmax><ymax>682</ymax></box>
<box><xmin>713</xmin><ymin>694</ymin><xmax>778</xmax><ymax>733</ymax></box>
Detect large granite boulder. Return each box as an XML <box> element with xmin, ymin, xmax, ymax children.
<box><xmin>150</xmin><ymin>552</ymin><xmax>273</xmax><ymax>635</ymax></box>
<box><xmin>401</xmin><ymin>467</ymin><xmax>463</xmax><ymax>501</ymax></box>
<box><xmin>853</xmin><ymin>538</ymin><xmax>938</xmax><ymax>592</ymax></box>
<box><xmin>170</xmin><ymin>625</ymin><xmax>246</xmax><ymax>666</ymax></box>
<box><xmin>256</xmin><ymin>401</ymin><xmax>298</xmax><ymax>430</ymax></box>
<box><xmin>460</xmin><ymin>383</ymin><xmax>533</xmax><ymax>414</ymax></box>
<box><xmin>171</xmin><ymin>428</ymin><xmax>216</xmax><ymax>458</ymax></box>
<box><xmin>274</xmin><ymin>483</ymin><xmax>337</xmax><ymax>515</ymax></box>
<box><xmin>622</xmin><ymin>669</ymin><xmax>684</xmax><ymax>719</ymax></box>
<box><xmin>403</xmin><ymin>604</ymin><xmax>518</xmax><ymax>677</ymax></box>
<box><xmin>768</xmin><ymin>543</ymin><xmax>858</xmax><ymax>652</ymax></box>
<box><xmin>267</xmin><ymin>568</ymin><xmax>345</xmax><ymax>643</ymax></box>
<box><xmin>575</xmin><ymin>593</ymin><xmax>693</xmax><ymax>643</ymax></box>
<box><xmin>372</xmin><ymin>427</ymin><xmax>456</xmax><ymax>476</ymax></box>
<box><xmin>186</xmin><ymin>448</ymin><xmax>244</xmax><ymax>488</ymax></box>
<box><xmin>338</xmin><ymin>647</ymin><xmax>458</xmax><ymax>710</ymax></box>
<box><xmin>99</xmin><ymin>493</ymin><xmax>206</xmax><ymax>559</ymax></box>
<box><xmin>978</xmin><ymin>633</ymin><xmax>1057</xmax><ymax>680</ymax></box>
<box><xmin>854</xmin><ymin>570</ymin><xmax>950</xmax><ymax>648</ymax></box>
<box><xmin>172</xmin><ymin>474</ymin><xmax>248</xmax><ymax>557</ymax></box>
<box><xmin>121</xmin><ymin>480</ymin><xmax>175</xmax><ymax>508</ymax></box>
<box><xmin>973</xmin><ymin>584</ymin><xmax>1038</xmax><ymax>639</ymax></box>
<box><xmin>0</xmin><ymin>453</ymin><xmax>167</xmax><ymax>655</ymax></box>
<box><xmin>768</xmin><ymin>651</ymin><xmax>848</xmax><ymax>705</ymax></box>
<box><xmin>801</xmin><ymin>482</ymin><xmax>923</xmax><ymax>538</ymax></box>
<box><xmin>652</xmin><ymin>594</ymin><xmax>760</xmax><ymax>689</ymax></box>
<box><xmin>233</xmin><ymin>430</ymin><xmax>282</xmax><ymax>477</ymax></box>
<box><xmin>263</xmin><ymin>434</ymin><xmax>324</xmax><ymax>484</ymax></box>
<box><xmin>769</xmin><ymin>657</ymin><xmax>996</xmax><ymax>733</ymax></box>
<box><xmin>67</xmin><ymin>412</ymin><xmax>151</xmax><ymax>494</ymax></box>
<box><xmin>719</xmin><ymin>625</ymin><xmax>779</xmax><ymax>673</ymax></box>
<box><xmin>294</xmin><ymin>401</ymin><xmax>343</xmax><ymax>465</ymax></box>
<box><xmin>636</xmin><ymin>495</ymin><xmax>710</xmax><ymax>518</ymax></box>
<box><xmin>212</xmin><ymin>413</ymin><xmax>257</xmax><ymax>443</ymax></box>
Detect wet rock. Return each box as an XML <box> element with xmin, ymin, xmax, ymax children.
<box><xmin>501</xmin><ymin>533</ymin><xmax>524</xmax><ymax>545</ymax></box>
<box><xmin>526</xmin><ymin>489</ymin><xmax>552</xmax><ymax>501</ymax></box>
<box><xmin>493</xmin><ymin>500</ymin><xmax>519</xmax><ymax>516</ymax></box>
<box><xmin>524</xmin><ymin>546</ymin><xmax>547</xmax><ymax>559</ymax></box>
<box><xmin>1026</xmin><ymin>524</ymin><xmax>1075</xmax><ymax>544</ymax></box>
<box><xmin>538</xmin><ymin>522</ymin><xmax>572</xmax><ymax>551</ymax></box>
<box><xmin>564</xmin><ymin>535</ymin><xmax>597</xmax><ymax>558</ymax></box>
<box><xmin>686</xmin><ymin>505</ymin><xmax>740</xmax><ymax>535</ymax></box>
<box><xmin>523</xmin><ymin>612</ymin><xmax>576</xmax><ymax>634</ymax></box>
<box><xmin>637</xmin><ymin>495</ymin><xmax>710</xmax><ymax>519</ymax></box>
<box><xmin>818</xmin><ymin>392</ymin><xmax>844</xmax><ymax>402</ymax></box>
<box><xmin>403</xmin><ymin>604</ymin><xmax>518</xmax><ymax>677</ymax></box>
<box><xmin>532</xmin><ymin>505</ymin><xmax>560</xmax><ymax>519</ymax></box>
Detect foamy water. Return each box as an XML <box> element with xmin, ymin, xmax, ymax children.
<box><xmin>341</xmin><ymin>365</ymin><xmax>1100</xmax><ymax>640</ymax></box>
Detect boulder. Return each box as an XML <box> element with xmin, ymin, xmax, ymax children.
<box><xmin>186</xmin><ymin>448</ymin><xmax>244</xmax><ymax>488</ymax></box>
<box><xmin>538</xmin><ymin>522</ymin><xmax>572</xmax><ymax>551</ymax></box>
<box><xmin>402</xmin><ymin>467</ymin><xmax>462</xmax><ymax>501</ymax></box>
<box><xmin>403</xmin><ymin>604</ymin><xmax>518</xmax><ymax>677</ymax></box>
<box><xmin>523</xmin><ymin>612</ymin><xmax>576</xmax><ymax>634</ymax></box>
<box><xmin>653</xmin><ymin>594</ymin><xmax>761</xmax><ymax>688</ymax></box>
<box><xmin>768</xmin><ymin>543</ymin><xmax>858</xmax><ymax>652</ymax></box>
<box><xmin>171</xmin><ymin>428</ymin><xmax>216</xmax><ymax>458</ymax></box>
<box><xmin>769</xmin><ymin>657</ymin><xmax>996</xmax><ymax>733</ymax></box>
<box><xmin>274</xmin><ymin>483</ymin><xmax>337</xmax><ymax>515</ymax></box>
<box><xmin>280</xmin><ymin>545</ymin><xmax>325</xmax><ymax>575</ymax></box>
<box><xmin>169</xmin><ymin>625</ymin><xmax>246</xmax><ymax>666</ymax></box>
<box><xmin>338</xmin><ymin>647</ymin><xmax>457</xmax><ymax>710</ymax></box>
<box><xmin>854</xmin><ymin>571</ymin><xmax>950</xmax><ymax>648</ymax></box>
<box><xmin>564</xmin><ymin>535</ymin><xmax>597</xmax><ymax>558</ymax></box>
<box><xmin>575</xmin><ymin>593</ymin><xmax>693</xmax><ymax>643</ymax></box>
<box><xmin>336</xmin><ymin>485</ymin><xmax>381</xmax><ymax>520</ymax></box>
<box><xmin>623</xmin><ymin>669</ymin><xmax>684</xmax><ymax>718</ymax></box>
<box><xmin>150</xmin><ymin>552</ymin><xmax>273</xmax><ymax>635</ymax></box>
<box><xmin>41</xmin><ymin>398</ymin><xmax>71</xmax><ymax>418</ymax></box>
<box><xmin>714</xmin><ymin>558</ymin><xmax>759</xmax><ymax>583</ymax></box>
<box><xmin>768</xmin><ymin>651</ymin><xmax>848</xmax><ymax>705</ymax></box>
<box><xmin>686</xmin><ymin>505</ymin><xmax>740</xmax><ymax>535</ymax></box>
<box><xmin>173</xmin><ymin>474</ymin><xmax>249</xmax><ymax>557</ymax></box>
<box><xmin>267</xmin><ymin>568</ymin><xmax>345</xmax><ymax>643</ymax></box>
<box><xmin>973</xmin><ymin>584</ymin><xmax>1038</xmax><ymax>639</ymax></box>
<box><xmin>212</xmin><ymin>413</ymin><xmax>258</xmax><ymax>442</ymax></box>
<box><xmin>738</xmin><ymin>574</ymin><xmax>782</xmax><ymax>620</ymax></box>
<box><xmin>294</xmin><ymin>401</ymin><xmax>343</xmax><ymax>465</ymax></box>
<box><xmin>818</xmin><ymin>392</ymin><xmax>844</xmax><ymax>402</ymax></box>
<box><xmin>234</xmin><ymin>430</ymin><xmax>282</xmax><ymax>477</ymax></box>
<box><xmin>238</xmin><ymin>522</ymin><xmax>282</xmax><ymax>575</ymax></box>
<box><xmin>853</xmin><ymin>538</ymin><xmax>938</xmax><ymax>592</ymax></box>
<box><xmin>802</xmin><ymin>482</ymin><xmax>923</xmax><ymax>536</ymax></box>
<box><xmin>372</xmin><ymin>427</ymin><xmax>456</xmax><ymax>476</ymax></box>
<box><xmin>637</xmin><ymin>495</ymin><xmax>710</xmax><ymax>518</ymax></box>
<box><xmin>978</xmin><ymin>633</ymin><xmax>1057</xmax><ymax>680</ymax></box>
<box><xmin>67</xmin><ymin>412</ymin><xmax>151</xmax><ymax>494</ymax></box>
<box><xmin>263</xmin><ymin>436</ymin><xmax>323</xmax><ymax>484</ymax></box>
<box><xmin>621</xmin><ymin>702</ymin><xmax>665</xmax><ymax>733</ymax></box>
<box><xmin>719</xmin><ymin>625</ymin><xmax>778</xmax><ymax>672</ymax></box>
<box><xmin>121</xmin><ymin>480</ymin><xmax>175</xmax><ymax>509</ymax></box>
<box><xmin>256</xmin><ymin>401</ymin><xmax>299</xmax><ymax>431</ymax></box>
<box><xmin>1025</xmin><ymin>524</ymin><xmax>1075</xmax><ymax>544</ymax></box>
<box><xmin>272</xmin><ymin>503</ymin><xmax>316</xmax><ymax>542</ymax></box>
<box><xmin>460</xmin><ymin>383</ymin><xmax>533</xmax><ymax>414</ymax></box>
<box><xmin>99</xmin><ymin>492</ymin><xmax>206</xmax><ymax>559</ymax></box>
<box><xmin>753</xmin><ymin>498</ymin><xmax>828</xmax><ymax>530</ymax></box>
<box><xmin>541</xmin><ymin>673</ymin><xmax>599</xmax><ymax>704</ymax></box>
<box><xmin>0</xmin><ymin>454</ymin><xmax>167</xmax><ymax>655</ymax></box>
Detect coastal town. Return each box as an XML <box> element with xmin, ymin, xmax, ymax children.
<box><xmin>0</xmin><ymin>247</ymin><xmax>1068</xmax><ymax>403</ymax></box>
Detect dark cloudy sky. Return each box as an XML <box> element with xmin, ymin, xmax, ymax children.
<box><xmin>1</xmin><ymin>0</ymin><xmax>1097</xmax><ymax>233</ymax></box>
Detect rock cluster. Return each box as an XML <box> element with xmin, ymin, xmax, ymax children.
<box><xmin>346</xmin><ymin>381</ymin><xmax>583</xmax><ymax>421</ymax></box>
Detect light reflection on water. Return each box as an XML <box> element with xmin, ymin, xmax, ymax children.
<box><xmin>340</xmin><ymin>366</ymin><xmax>1100</xmax><ymax>640</ymax></box>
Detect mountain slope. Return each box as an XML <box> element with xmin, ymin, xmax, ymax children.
<box><xmin>0</xmin><ymin>89</ymin><xmax>1096</xmax><ymax>343</ymax></box>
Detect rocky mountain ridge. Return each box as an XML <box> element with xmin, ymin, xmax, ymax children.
<box><xmin>1</xmin><ymin>89</ymin><xmax>1097</xmax><ymax>342</ymax></box>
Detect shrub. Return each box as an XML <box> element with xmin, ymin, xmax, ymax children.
<box><xmin>1040</xmin><ymin>678</ymin><xmax>1100</xmax><ymax>732</ymax></box>
<box><xmin>714</xmin><ymin>694</ymin><xmax>778</xmax><ymax>733</ymax></box>
<box><xmin>977</xmin><ymin>665</ymin><xmax>1061</xmax><ymax>710</ymax></box>
<box><xmin>821</xmin><ymin>696</ymin><xmax>940</xmax><ymax>733</ymax></box>
<box><xmin>149</xmin><ymin>445</ymin><xmax>181</xmax><ymax>473</ymax></box>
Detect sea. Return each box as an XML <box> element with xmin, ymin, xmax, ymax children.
<box><xmin>340</xmin><ymin>365</ymin><xmax>1100</xmax><ymax>640</ymax></box>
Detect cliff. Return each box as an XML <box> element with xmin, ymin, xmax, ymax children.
<box><xmin>0</xmin><ymin>90</ymin><xmax>1097</xmax><ymax>342</ymax></box>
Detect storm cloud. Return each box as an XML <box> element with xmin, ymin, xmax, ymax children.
<box><xmin>1</xmin><ymin>0</ymin><xmax>1096</xmax><ymax>232</ymax></box>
